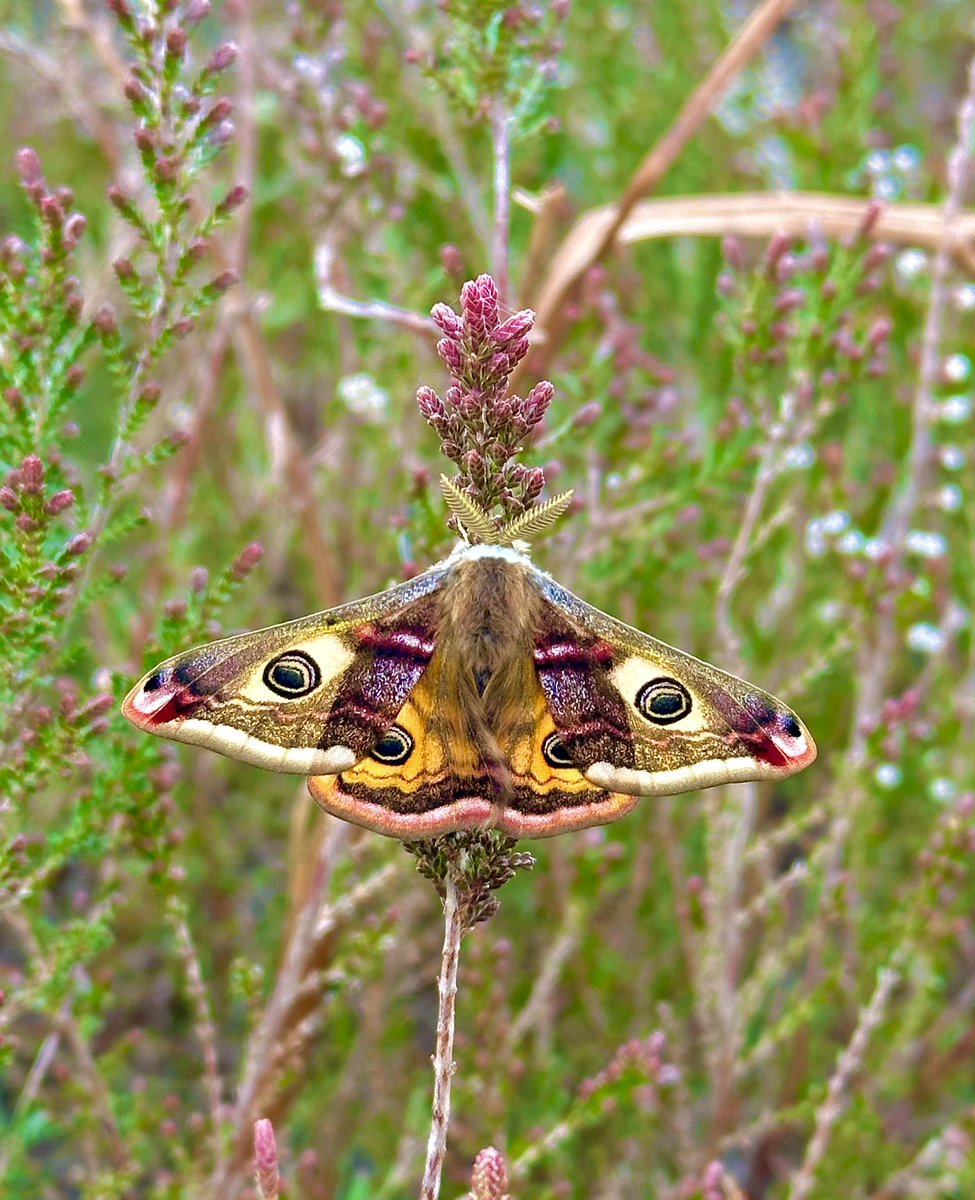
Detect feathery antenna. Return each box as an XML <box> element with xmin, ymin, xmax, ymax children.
<box><xmin>498</xmin><ymin>491</ymin><xmax>574</xmax><ymax>543</ymax></box>
<box><xmin>440</xmin><ymin>475</ymin><xmax>574</xmax><ymax>546</ymax></box>
<box><xmin>440</xmin><ymin>475</ymin><xmax>500</xmax><ymax>544</ymax></box>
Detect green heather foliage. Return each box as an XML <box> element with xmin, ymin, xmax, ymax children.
<box><xmin>1</xmin><ymin>2</ymin><xmax>974</xmax><ymax>1198</ymax></box>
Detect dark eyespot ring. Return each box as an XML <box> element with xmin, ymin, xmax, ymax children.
<box><xmin>636</xmin><ymin>677</ymin><xmax>692</xmax><ymax>725</ymax></box>
<box><xmin>782</xmin><ymin>714</ymin><xmax>802</xmax><ymax>739</ymax></box>
<box><xmin>143</xmin><ymin>671</ymin><xmax>165</xmax><ymax>693</ymax></box>
<box><xmin>263</xmin><ymin>651</ymin><xmax>321</xmax><ymax>698</ymax></box>
<box><xmin>542</xmin><ymin>732</ymin><xmax>575</xmax><ymax>769</ymax></box>
<box><xmin>371</xmin><ymin>725</ymin><xmax>414</xmax><ymax>765</ymax></box>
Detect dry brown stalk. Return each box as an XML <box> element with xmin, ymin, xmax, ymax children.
<box><xmin>519</xmin><ymin>0</ymin><xmax>797</xmax><ymax>378</ymax></box>
<box><xmin>419</xmin><ymin>877</ymin><xmax>463</xmax><ymax>1200</ymax></box>
<box><xmin>530</xmin><ymin>191</ymin><xmax>975</xmax><ymax>342</ymax></box>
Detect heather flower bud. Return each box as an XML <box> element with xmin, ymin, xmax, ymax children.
<box><xmin>232</xmin><ymin>541</ymin><xmax>264</xmax><ymax>579</ymax></box>
<box><xmin>1</xmin><ymin>235</ymin><xmax>27</xmax><ymax>265</ymax></box>
<box><xmin>471</xmin><ymin>1145</ymin><xmax>510</xmax><ymax>1200</ymax></box>
<box><xmin>863</xmin><ymin>242</ymin><xmax>892</xmax><ymax>271</ymax></box>
<box><xmin>81</xmin><ymin>693</ymin><xmax>115</xmax><ymax>720</ymax></box>
<box><xmin>431</xmin><ymin>302</ymin><xmax>463</xmax><ymax>337</ymax></box>
<box><xmin>524</xmin><ymin>379</ymin><xmax>554</xmax><ymax>423</ymax></box>
<box><xmin>524</xmin><ymin>467</ymin><xmax>545</xmax><ymax>499</ymax></box>
<box><xmin>206</xmin><ymin>42</ymin><xmax>238</xmax><ymax>73</ymax></box>
<box><xmin>15</xmin><ymin>147</ymin><xmax>43</xmax><ymax>186</ymax></box>
<box><xmin>20</xmin><ymin>455</ymin><xmax>44</xmax><ymax>494</ymax></box>
<box><xmin>107</xmin><ymin>0</ymin><xmax>134</xmax><ymax>23</ymax></box>
<box><xmin>254</xmin><ymin>1119</ymin><xmax>279</xmax><ymax>1200</ymax></box>
<box><xmin>416</xmin><ymin>386</ymin><xmax>444</xmax><ymax>418</ymax></box>
<box><xmin>15</xmin><ymin>513</ymin><xmax>38</xmax><ymax>532</ymax></box>
<box><xmin>203</xmin><ymin>97</ymin><xmax>234</xmax><ymax>128</ymax></box>
<box><xmin>137</xmin><ymin>381</ymin><xmax>162</xmax><ymax>407</ymax></box>
<box><xmin>0</xmin><ymin>487</ymin><xmax>19</xmax><ymax>511</ymax></box>
<box><xmin>764</xmin><ymin>232</ymin><xmax>792</xmax><ymax>274</ymax></box>
<box><xmin>573</xmin><ymin>401</ymin><xmax>602</xmax><ymax>427</ymax></box>
<box><xmin>46</xmin><ymin>490</ymin><xmax>75</xmax><ymax>515</ymax></box>
<box><xmin>65</xmin><ymin>531</ymin><xmax>93</xmax><ymax>556</ymax></box>
<box><xmin>154</xmin><ymin>156</ymin><xmax>180</xmax><ymax>183</ymax></box>
<box><xmin>775</xmin><ymin>288</ymin><xmax>806</xmax><ymax>313</ymax></box>
<box><xmin>114</xmin><ymin>256</ymin><xmax>136</xmax><ymax>281</ymax></box>
<box><xmin>94</xmin><ymin>304</ymin><xmax>118</xmax><ymax>335</ymax></box>
<box><xmin>722</xmin><ymin>236</ymin><xmax>744</xmax><ymax>270</ymax></box>
<box><xmin>185</xmin><ymin>0</ymin><xmax>211</xmax><ymax>23</ymax></box>
<box><xmin>868</xmin><ymin>316</ymin><xmax>893</xmax><ymax>347</ymax></box>
<box><xmin>41</xmin><ymin>195</ymin><xmax>65</xmax><ymax>226</ymax></box>
<box><xmin>209</xmin><ymin>268</ymin><xmax>238</xmax><ymax>293</ymax></box>
<box><xmin>165</xmin><ymin>27</ymin><xmax>187</xmax><ymax>59</ymax></box>
<box><xmin>63</xmin><ymin>212</ymin><xmax>87</xmax><ymax>245</ymax></box>
<box><xmin>437</xmin><ymin>337</ymin><xmax>464</xmax><ymax>373</ymax></box>
<box><xmin>491</xmin><ymin>309</ymin><xmax>534</xmax><ymax>344</ymax></box>
<box><xmin>216</xmin><ymin>184</ymin><xmax>248</xmax><ymax>216</ymax></box>
<box><xmin>123</xmin><ymin>76</ymin><xmax>150</xmax><ymax>106</ymax></box>
<box><xmin>856</xmin><ymin>199</ymin><xmax>883</xmax><ymax>242</ymax></box>
<box><xmin>107</xmin><ymin>185</ymin><xmax>131</xmax><ymax>211</ymax></box>
<box><xmin>440</xmin><ymin>243</ymin><xmax>463</xmax><ymax>276</ymax></box>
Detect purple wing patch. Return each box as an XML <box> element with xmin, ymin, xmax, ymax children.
<box><xmin>532</xmin><ymin>601</ymin><xmax>636</xmax><ymax>769</ymax></box>
<box><xmin>320</xmin><ymin>599</ymin><xmax>439</xmax><ymax>757</ymax></box>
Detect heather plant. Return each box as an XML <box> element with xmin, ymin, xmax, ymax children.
<box><xmin>2</xmin><ymin>3</ymin><xmax>975</xmax><ymax>1200</ymax></box>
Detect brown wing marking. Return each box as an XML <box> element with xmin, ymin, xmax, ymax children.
<box><xmin>308</xmin><ymin>666</ymin><xmax>498</xmax><ymax>838</ymax></box>
<box><xmin>494</xmin><ymin>682</ymin><xmax>640</xmax><ymax>838</ymax></box>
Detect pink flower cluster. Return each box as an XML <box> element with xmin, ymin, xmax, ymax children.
<box><xmin>417</xmin><ymin>273</ymin><xmax>554</xmax><ymax>518</ymax></box>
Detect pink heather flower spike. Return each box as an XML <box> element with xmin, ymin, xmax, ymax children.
<box><xmin>254</xmin><ymin>1118</ymin><xmax>279</xmax><ymax>1200</ymax></box>
<box><xmin>471</xmin><ymin>1145</ymin><xmax>511</xmax><ymax>1200</ymax></box>
<box><xmin>416</xmin><ymin>274</ymin><xmax>555</xmax><ymax>526</ymax></box>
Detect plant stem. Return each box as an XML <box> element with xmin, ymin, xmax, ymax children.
<box><xmin>491</xmin><ymin>100</ymin><xmax>511</xmax><ymax>307</ymax></box>
<box><xmin>419</xmin><ymin>876</ymin><xmax>463</xmax><ymax>1200</ymax></box>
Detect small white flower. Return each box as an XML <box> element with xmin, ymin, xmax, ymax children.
<box><xmin>337</xmin><ymin>373</ymin><xmax>388</xmax><ymax>421</ymax></box>
<box><xmin>937</xmin><ymin>484</ymin><xmax>963</xmax><ymax>512</ymax></box>
<box><xmin>821</xmin><ymin>510</ymin><xmax>851</xmax><ymax>535</ymax></box>
<box><xmin>863</xmin><ymin>537</ymin><xmax>889</xmax><ymax>560</ymax></box>
<box><xmin>904</xmin><ymin>529</ymin><xmax>947</xmax><ymax>558</ymax></box>
<box><xmin>940</xmin><ymin>445</ymin><xmax>966</xmax><ymax>470</ymax></box>
<box><xmin>954</xmin><ymin>284</ymin><xmax>975</xmax><ymax>311</ymax></box>
<box><xmin>873</xmin><ymin>176</ymin><xmax>901</xmax><ymax>201</ymax></box>
<box><xmin>930</xmin><ymin>778</ymin><xmax>957</xmax><ymax>803</ymax></box>
<box><xmin>906</xmin><ymin>622</ymin><xmax>947</xmax><ymax>654</ymax></box>
<box><xmin>939</xmin><ymin>394</ymin><xmax>972</xmax><ymax>423</ymax></box>
<box><xmin>874</xmin><ymin>763</ymin><xmax>902</xmax><ymax>789</ymax></box>
<box><xmin>892</xmin><ymin>144</ymin><xmax>921</xmax><ymax>173</ymax></box>
<box><xmin>943</xmin><ymin>353</ymin><xmax>972</xmax><ymax>383</ymax></box>
<box><xmin>837</xmin><ymin>529</ymin><xmax>866</xmax><ymax>555</ymax></box>
<box><xmin>895</xmin><ymin>248</ymin><xmax>928</xmax><ymax>282</ymax></box>
<box><xmin>784</xmin><ymin>442</ymin><xmax>816</xmax><ymax>470</ymax></box>
<box><xmin>866</xmin><ymin>149</ymin><xmax>891</xmax><ymax>175</ymax></box>
<box><xmin>334</xmin><ymin>133</ymin><xmax>366</xmax><ymax>177</ymax></box>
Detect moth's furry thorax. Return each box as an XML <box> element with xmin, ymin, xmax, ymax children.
<box><xmin>442</xmin><ymin>550</ymin><xmax>541</xmax><ymax>678</ymax></box>
<box><xmin>433</xmin><ymin>549</ymin><xmax>544</xmax><ymax>792</ymax></box>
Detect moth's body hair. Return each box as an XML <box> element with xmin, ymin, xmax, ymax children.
<box><xmin>434</xmin><ymin>552</ymin><xmax>545</xmax><ymax>806</ymax></box>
